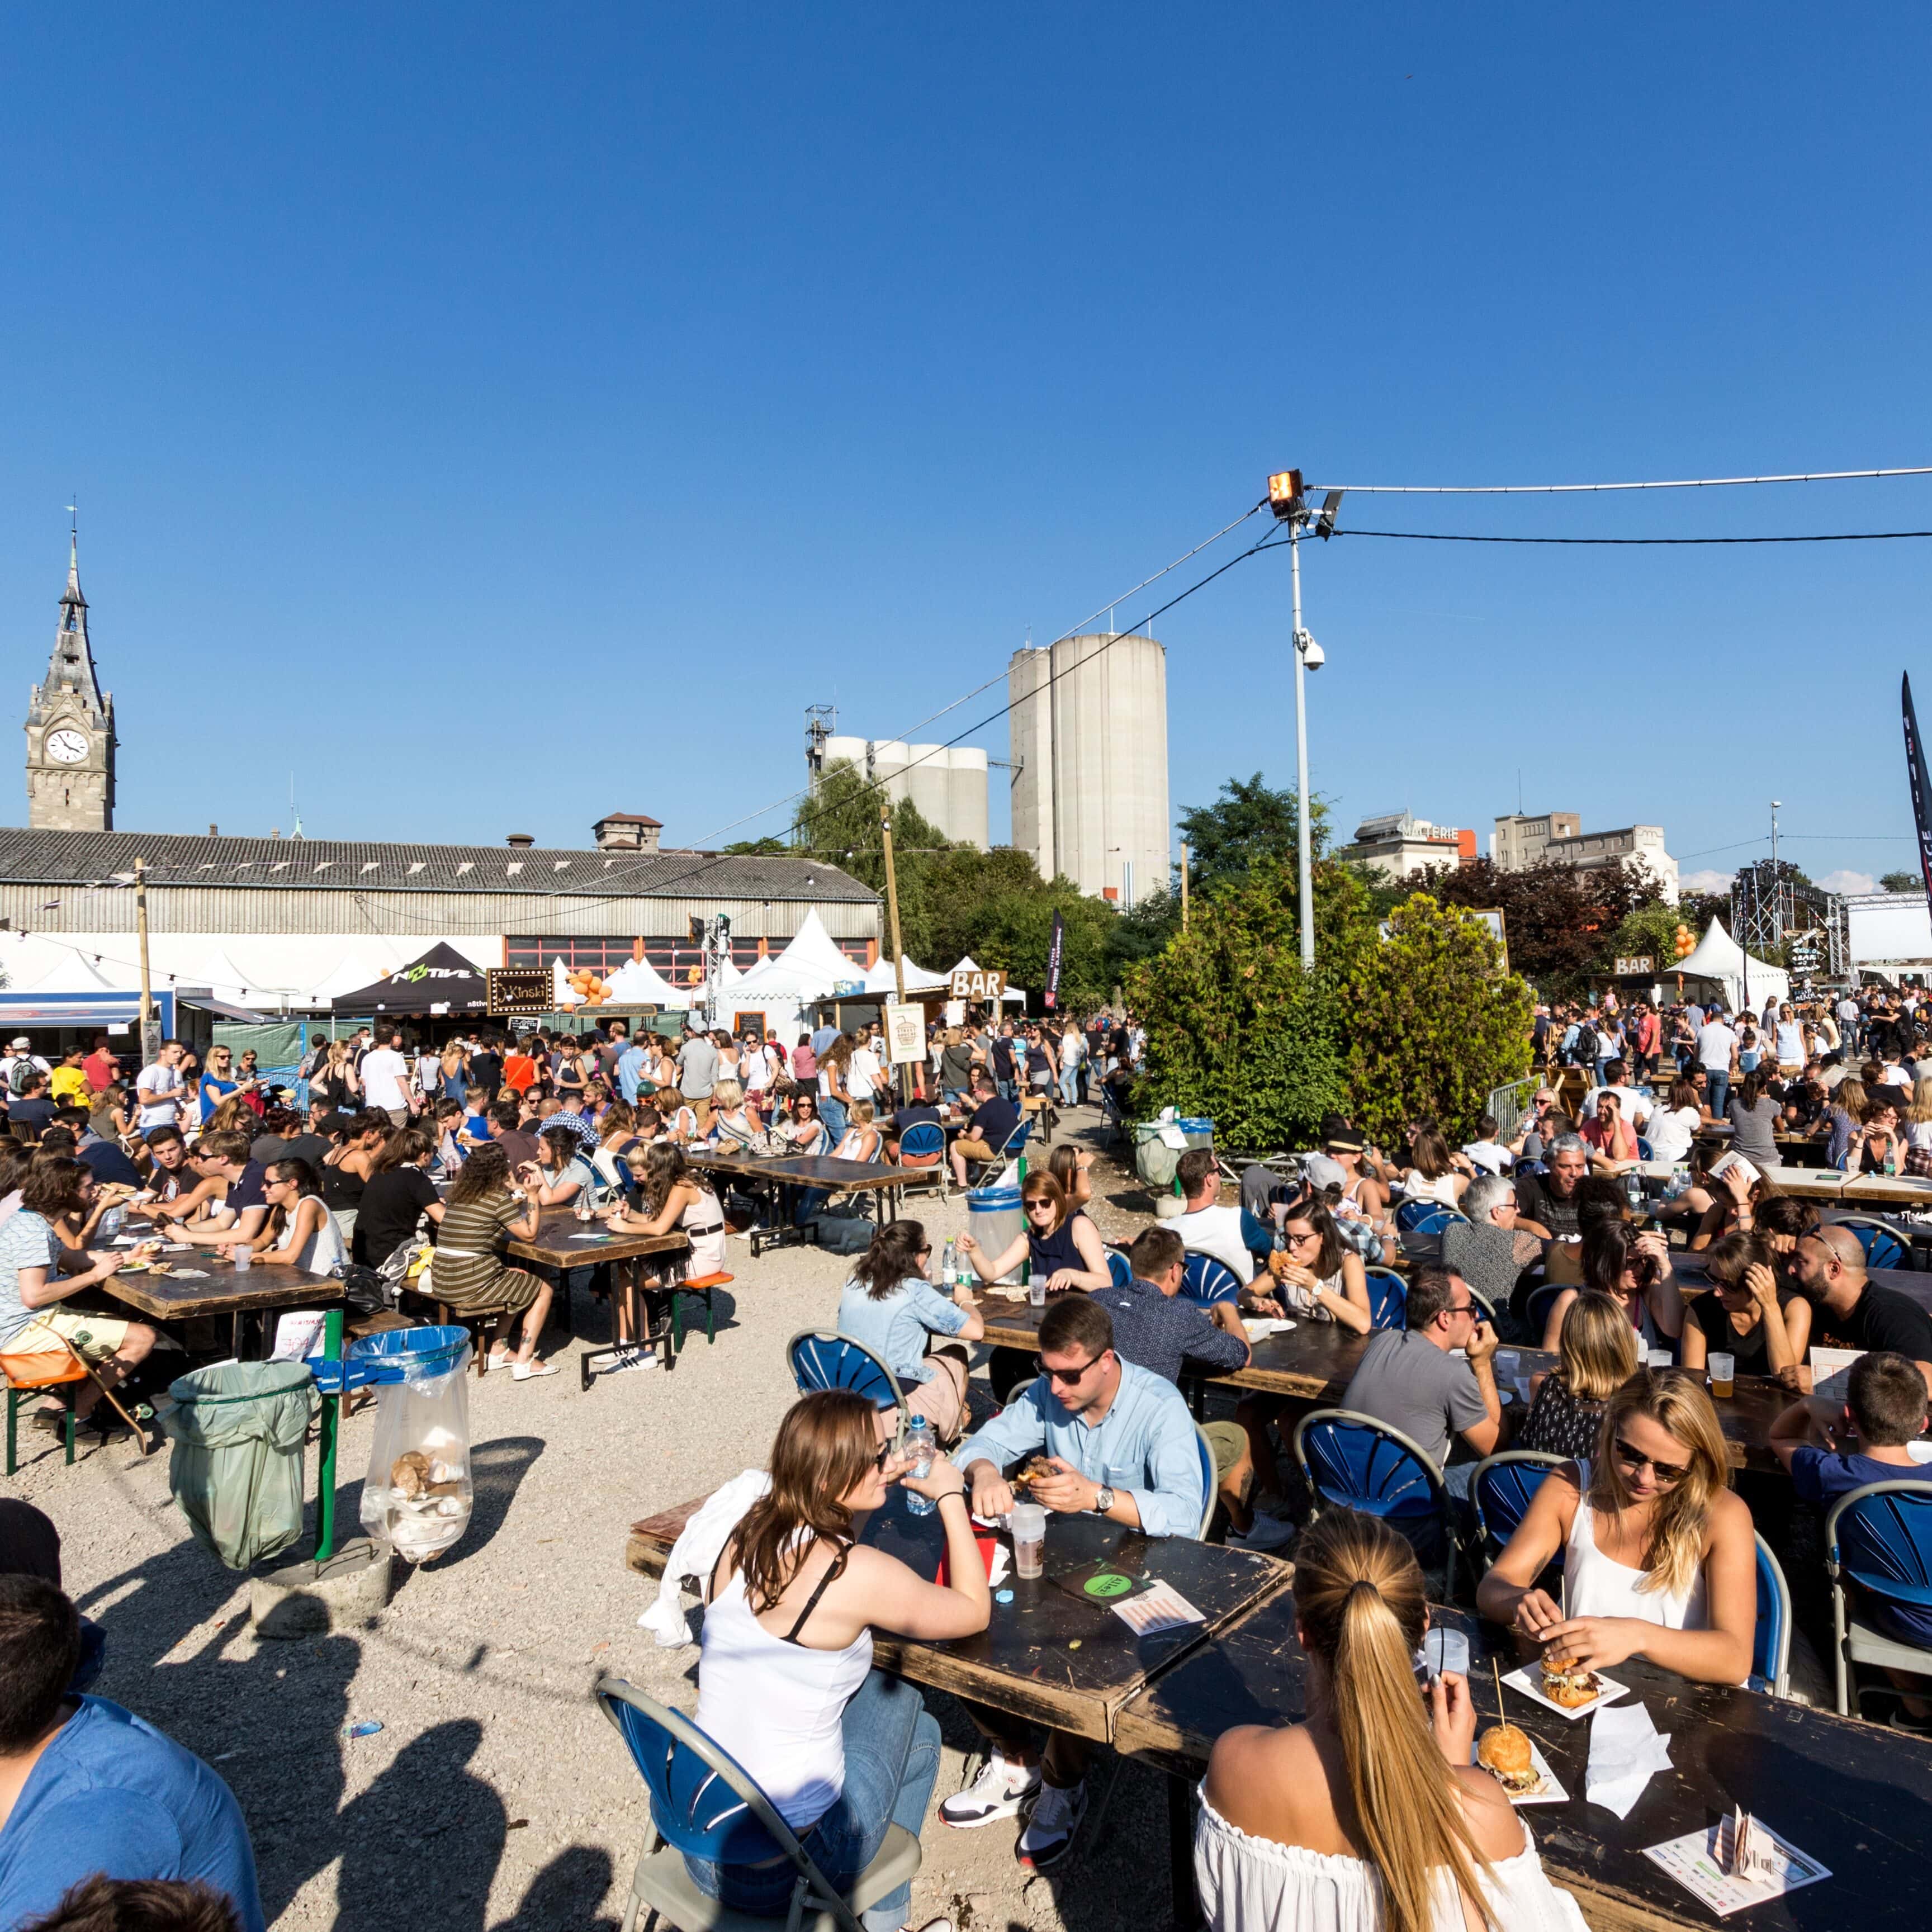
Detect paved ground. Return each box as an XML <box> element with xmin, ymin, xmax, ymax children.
<box><xmin>20</xmin><ymin>1109</ymin><xmax>1188</xmax><ymax>1932</ymax></box>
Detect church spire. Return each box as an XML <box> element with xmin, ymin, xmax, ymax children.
<box><xmin>44</xmin><ymin>523</ymin><xmax>102</xmax><ymax>709</ymax></box>
<box><xmin>25</xmin><ymin>518</ymin><xmax>116</xmax><ymax>831</ymax></box>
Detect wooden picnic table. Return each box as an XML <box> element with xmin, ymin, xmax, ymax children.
<box><xmin>98</xmin><ymin>1251</ymin><xmax>340</xmax><ymax>1357</ymax></box>
<box><xmin>976</xmin><ymin>1296</ymin><xmax>1798</xmax><ymax>1473</ymax></box>
<box><xmin>504</xmin><ymin>1210</ymin><xmax>691</xmax><ymax>1271</ymax></box>
<box><xmin>628</xmin><ymin>1491</ymin><xmax>1289</xmax><ymax>1744</ymax></box>
<box><xmin>1114</xmin><ymin>1590</ymin><xmax>1932</xmax><ymax>1932</ymax></box>
<box><xmin>687</xmin><ymin>1149</ymin><xmax>914</xmax><ymax>1252</ymax></box>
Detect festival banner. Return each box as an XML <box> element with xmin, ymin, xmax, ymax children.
<box><xmin>1043</xmin><ymin>909</ymin><xmax>1066</xmax><ymax>1011</ymax></box>
<box><xmin>1904</xmin><ymin>673</ymin><xmax>1932</xmax><ymax>898</ymax></box>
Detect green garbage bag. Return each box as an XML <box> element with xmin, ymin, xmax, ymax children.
<box><xmin>157</xmin><ymin>1361</ymin><xmax>319</xmax><ymax>1570</ymax></box>
<box><xmin>1134</xmin><ymin>1121</ymin><xmax>1182</xmax><ymax>1191</ymax></box>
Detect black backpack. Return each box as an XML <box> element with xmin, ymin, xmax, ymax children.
<box><xmin>1571</xmin><ymin>1023</ymin><xmax>1599</xmax><ymax>1066</ymax></box>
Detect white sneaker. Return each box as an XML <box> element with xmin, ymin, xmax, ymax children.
<box><xmin>938</xmin><ymin>1752</ymin><xmax>1039</xmax><ymax>1827</ymax></box>
<box><xmin>607</xmin><ymin>1347</ymin><xmax>660</xmax><ymax>1374</ymax></box>
<box><xmin>1016</xmin><ymin>1777</ymin><xmax>1087</xmax><ymax>1869</ymax></box>
<box><xmin>510</xmin><ymin>1358</ymin><xmax>560</xmax><ymax>1381</ymax></box>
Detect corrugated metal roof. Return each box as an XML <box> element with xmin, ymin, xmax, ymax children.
<box><xmin>0</xmin><ymin>827</ymin><xmax>877</xmax><ymax>904</ymax></box>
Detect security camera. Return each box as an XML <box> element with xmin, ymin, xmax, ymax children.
<box><xmin>1296</xmin><ymin>631</ymin><xmax>1325</xmax><ymax>670</ymax></box>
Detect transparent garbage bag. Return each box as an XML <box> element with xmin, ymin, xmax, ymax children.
<box><xmin>358</xmin><ymin>1330</ymin><xmax>475</xmax><ymax>1562</ymax></box>
<box><xmin>158</xmin><ymin>1360</ymin><xmax>320</xmax><ymax>1570</ymax></box>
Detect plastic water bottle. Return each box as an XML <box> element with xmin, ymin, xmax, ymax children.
<box><xmin>905</xmin><ymin>1418</ymin><xmax>937</xmax><ymax>1516</ymax></box>
<box><xmin>939</xmin><ymin>1238</ymin><xmax>955</xmax><ymax>1287</ymax></box>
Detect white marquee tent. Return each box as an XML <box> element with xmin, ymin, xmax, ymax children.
<box><xmin>1677</xmin><ymin>918</ymin><xmax>1789</xmax><ymax>1015</ymax></box>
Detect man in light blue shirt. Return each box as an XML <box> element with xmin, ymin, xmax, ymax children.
<box><xmin>941</xmin><ymin>1295</ymin><xmax>1202</xmax><ymax>1869</ymax></box>
<box><xmin>615</xmin><ymin>1040</ymin><xmax>648</xmax><ymax>1104</ymax></box>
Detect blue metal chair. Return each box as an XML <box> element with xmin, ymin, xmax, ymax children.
<box><xmin>1825</xmin><ymin>1478</ymin><xmax>1932</xmax><ymax>1716</ymax></box>
<box><xmin>1291</xmin><ymin>1408</ymin><xmax>1459</xmax><ymax>1599</ymax></box>
<box><xmin>1180</xmin><ymin>1252</ymin><xmax>1242</xmax><ymax>1309</ymax></box>
<box><xmin>1522</xmin><ymin>1279</ymin><xmax>1568</xmax><ymax>1344</ymax></box>
<box><xmin>1469</xmin><ymin>1451</ymin><xmax>1566</xmax><ymax>1573</ymax></box>
<box><xmin>1363</xmin><ymin>1268</ymin><xmax>1407</xmax><ymax>1331</ymax></box>
<box><xmin>787</xmin><ymin>1330</ymin><xmax>907</xmax><ymax>1445</ymax></box>
<box><xmin>1836</xmin><ymin>1216</ymin><xmax>1912</xmax><ymax>1273</ymax></box>
<box><xmin>596</xmin><ymin>1675</ymin><xmax>921</xmax><ymax>1932</ymax></box>
<box><xmin>1636</xmin><ymin>1136</ymin><xmax>1655</xmax><ymax>1162</ymax></box>
<box><xmin>1395</xmin><ymin>1199</ymin><xmax>1464</xmax><ymax>1237</ymax></box>
<box><xmin>1106</xmin><ymin>1249</ymin><xmax>1134</xmax><ymax>1288</ymax></box>
<box><xmin>893</xmin><ymin>1120</ymin><xmax>948</xmax><ymax>1205</ymax></box>
<box><xmin>1753</xmin><ymin>1532</ymin><xmax>1793</xmax><ymax>1699</ymax></box>
<box><xmin>1191</xmin><ymin>1420</ymin><xmax>1218</xmax><ymax>1538</ymax></box>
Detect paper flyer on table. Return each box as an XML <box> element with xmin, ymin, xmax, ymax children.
<box><xmin>1808</xmin><ymin>1346</ymin><xmax>1864</xmax><ymax>1403</ymax></box>
<box><xmin>1644</xmin><ymin>1817</ymin><xmax>1830</xmax><ymax>1916</ymax></box>
<box><xmin>1110</xmin><ymin>1579</ymin><xmax>1205</xmax><ymax>1637</ymax></box>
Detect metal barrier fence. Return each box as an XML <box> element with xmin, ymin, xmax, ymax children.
<box><xmin>1485</xmin><ymin>1074</ymin><xmax>1542</xmax><ymax>1141</ymax></box>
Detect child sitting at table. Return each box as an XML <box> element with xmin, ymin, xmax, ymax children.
<box><xmin>1770</xmin><ymin>1351</ymin><xmax>1932</xmax><ymax>1730</ymax></box>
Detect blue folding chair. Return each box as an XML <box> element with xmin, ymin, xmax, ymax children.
<box><xmin>1836</xmin><ymin>1216</ymin><xmax>1912</xmax><ymax>1274</ymax></box>
<box><xmin>787</xmin><ymin>1330</ymin><xmax>907</xmax><ymax>1445</ymax></box>
<box><xmin>893</xmin><ymin>1120</ymin><xmax>948</xmax><ymax>1204</ymax></box>
<box><xmin>1469</xmin><ymin>1451</ymin><xmax>1566</xmax><ymax>1574</ymax></box>
<box><xmin>1106</xmin><ymin>1249</ymin><xmax>1134</xmax><ymax>1288</ymax></box>
<box><xmin>596</xmin><ymin>1675</ymin><xmax>921</xmax><ymax>1932</ymax></box>
<box><xmin>1395</xmin><ymin>1199</ymin><xmax>1464</xmax><ymax>1238</ymax></box>
<box><xmin>1522</xmin><ymin>1279</ymin><xmax>1568</xmax><ymax>1344</ymax></box>
<box><xmin>1825</xmin><ymin>1478</ymin><xmax>1932</xmax><ymax>1716</ymax></box>
<box><xmin>1636</xmin><ymin>1137</ymin><xmax>1655</xmax><ymax>1162</ymax></box>
<box><xmin>1363</xmin><ymin>1267</ymin><xmax>1408</xmax><ymax>1331</ymax></box>
<box><xmin>1191</xmin><ymin>1420</ymin><xmax>1219</xmax><ymax>1538</ymax></box>
<box><xmin>1291</xmin><ymin>1408</ymin><xmax>1459</xmax><ymax>1599</ymax></box>
<box><xmin>1181</xmin><ymin>1252</ymin><xmax>1242</xmax><ymax>1309</ymax></box>
<box><xmin>1753</xmin><ymin>1532</ymin><xmax>1793</xmax><ymax>1699</ymax></box>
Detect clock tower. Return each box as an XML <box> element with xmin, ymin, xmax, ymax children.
<box><xmin>24</xmin><ymin>531</ymin><xmax>115</xmax><ymax>831</ymax></box>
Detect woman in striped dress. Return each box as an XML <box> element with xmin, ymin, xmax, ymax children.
<box><xmin>430</xmin><ymin>1143</ymin><xmax>558</xmax><ymax>1381</ymax></box>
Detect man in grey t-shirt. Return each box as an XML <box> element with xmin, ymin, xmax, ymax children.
<box><xmin>676</xmin><ymin>1027</ymin><xmax>720</xmax><ymax>1129</ymax></box>
<box><xmin>1343</xmin><ymin>1267</ymin><xmax>1502</xmax><ymax>1483</ymax></box>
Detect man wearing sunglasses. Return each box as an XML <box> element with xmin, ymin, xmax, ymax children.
<box><xmin>939</xmin><ymin>1295</ymin><xmax>1204</xmax><ymax>1867</ymax></box>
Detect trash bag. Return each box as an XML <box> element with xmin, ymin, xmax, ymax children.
<box><xmin>810</xmin><ymin>1213</ymin><xmax>877</xmax><ymax>1256</ymax></box>
<box><xmin>359</xmin><ymin>1331</ymin><xmax>475</xmax><ymax>1562</ymax></box>
<box><xmin>158</xmin><ymin>1361</ymin><xmax>320</xmax><ymax>1571</ymax></box>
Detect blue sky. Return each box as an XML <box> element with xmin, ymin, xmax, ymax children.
<box><xmin>3</xmin><ymin>7</ymin><xmax>1929</xmax><ymax>895</ymax></box>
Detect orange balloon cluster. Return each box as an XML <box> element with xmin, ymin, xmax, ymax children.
<box><xmin>567</xmin><ymin>967</ymin><xmax>612</xmax><ymax>1006</ymax></box>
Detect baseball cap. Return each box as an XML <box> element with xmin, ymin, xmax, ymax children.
<box><xmin>1300</xmin><ymin>1153</ymin><xmax>1348</xmax><ymax>1191</ymax></box>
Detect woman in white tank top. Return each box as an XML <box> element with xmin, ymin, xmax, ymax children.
<box><xmin>685</xmin><ymin>1391</ymin><xmax>991</xmax><ymax>1932</ymax></box>
<box><xmin>1476</xmin><ymin>1369</ymin><xmax>1757</xmax><ymax>1688</ymax></box>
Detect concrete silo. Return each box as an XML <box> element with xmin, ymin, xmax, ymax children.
<box><xmin>1007</xmin><ymin>633</ymin><xmax>1169</xmax><ymax>906</ymax></box>
<box><xmin>816</xmin><ymin>733</ymin><xmax>989</xmax><ymax>850</ymax></box>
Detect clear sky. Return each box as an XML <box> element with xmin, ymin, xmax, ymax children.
<box><xmin>3</xmin><ymin>7</ymin><xmax>1929</xmax><ymax>894</ymax></box>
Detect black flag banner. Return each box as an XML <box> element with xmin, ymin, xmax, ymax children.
<box><xmin>1905</xmin><ymin>673</ymin><xmax>1932</xmax><ymax>898</ymax></box>
<box><xmin>1043</xmin><ymin>909</ymin><xmax>1066</xmax><ymax>1011</ymax></box>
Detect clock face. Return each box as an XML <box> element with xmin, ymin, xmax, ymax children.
<box><xmin>46</xmin><ymin>728</ymin><xmax>88</xmax><ymax>765</ymax></box>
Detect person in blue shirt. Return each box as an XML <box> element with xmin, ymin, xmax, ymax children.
<box><xmin>836</xmin><ymin>1220</ymin><xmax>983</xmax><ymax>1440</ymax></box>
<box><xmin>615</xmin><ymin>1039</ymin><xmax>648</xmax><ymax>1105</ymax></box>
<box><xmin>940</xmin><ymin>1295</ymin><xmax>1204</xmax><ymax>1868</ymax></box>
<box><xmin>1770</xmin><ymin>1350</ymin><xmax>1932</xmax><ymax>1729</ymax></box>
<box><xmin>946</xmin><ymin>1068</ymin><xmax>1019</xmax><ymax>1188</ymax></box>
<box><xmin>0</xmin><ymin>1576</ymin><xmax>264</xmax><ymax>1932</ymax></box>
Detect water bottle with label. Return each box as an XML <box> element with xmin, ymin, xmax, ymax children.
<box><xmin>939</xmin><ymin>1238</ymin><xmax>955</xmax><ymax>1287</ymax></box>
<box><xmin>904</xmin><ymin>1418</ymin><xmax>937</xmax><ymax>1516</ymax></box>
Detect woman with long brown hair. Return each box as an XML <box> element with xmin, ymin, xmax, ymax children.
<box><xmin>688</xmin><ymin>1390</ymin><xmax>987</xmax><ymax>1932</ymax></box>
<box><xmin>1478</xmin><ymin>1368</ymin><xmax>1755</xmax><ymax>1686</ymax></box>
<box><xmin>1200</xmin><ymin>1509</ymin><xmax>1586</xmax><ymax>1932</ymax></box>
<box><xmin>1275</xmin><ymin>1197</ymin><xmax>1372</xmax><ymax>1334</ymax></box>
<box><xmin>429</xmin><ymin>1142</ymin><xmax>555</xmax><ymax>1380</ymax></box>
<box><xmin>837</xmin><ymin>1220</ymin><xmax>984</xmax><ymax>1441</ymax></box>
<box><xmin>1536</xmin><ymin>1220</ymin><xmax>1684</xmax><ymax>1355</ymax></box>
<box><xmin>1678</xmin><ymin>1230</ymin><xmax>1810</xmax><ymax>1381</ymax></box>
<box><xmin>958</xmin><ymin>1170</ymin><xmax>1110</xmax><ymax>1294</ymax></box>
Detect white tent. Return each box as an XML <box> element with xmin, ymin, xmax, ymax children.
<box><xmin>861</xmin><ymin>953</ymin><xmax>949</xmax><ymax>996</ymax></box>
<box><xmin>1677</xmin><ymin>918</ymin><xmax>1789</xmax><ymax>1015</ymax></box>
<box><xmin>600</xmin><ymin>955</ymin><xmax>685</xmax><ymax>1006</ymax></box>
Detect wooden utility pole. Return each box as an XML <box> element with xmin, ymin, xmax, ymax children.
<box><xmin>134</xmin><ymin>856</ymin><xmax>158</xmax><ymax>1062</ymax></box>
<box><xmin>1181</xmin><ymin>842</ymin><xmax>1190</xmax><ymax>930</ymax></box>
<box><xmin>879</xmin><ymin>805</ymin><xmax>911</xmax><ymax>1103</ymax></box>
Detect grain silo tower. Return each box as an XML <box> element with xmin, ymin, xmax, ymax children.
<box><xmin>1008</xmin><ymin>633</ymin><xmax>1169</xmax><ymax>906</ymax></box>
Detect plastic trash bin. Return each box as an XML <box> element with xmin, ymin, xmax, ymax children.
<box><xmin>158</xmin><ymin>1361</ymin><xmax>320</xmax><ymax>1570</ymax></box>
<box><xmin>1134</xmin><ymin>1122</ymin><xmax>1183</xmax><ymax>1191</ymax></box>
<box><xmin>359</xmin><ymin>1328</ymin><xmax>476</xmax><ymax>1562</ymax></box>
<box><xmin>965</xmin><ymin>1185</ymin><xmax>1024</xmax><ymax>1282</ymax></box>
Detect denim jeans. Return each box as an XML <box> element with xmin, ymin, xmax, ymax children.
<box><xmin>819</xmin><ymin>1097</ymin><xmax>850</xmax><ymax>1140</ymax></box>
<box><xmin>1706</xmin><ymin>1069</ymin><xmax>1730</xmax><ymax>1119</ymax></box>
<box><xmin>685</xmin><ymin>1669</ymin><xmax>941</xmax><ymax>1932</ymax></box>
<box><xmin>1057</xmin><ymin>1065</ymin><xmax>1081</xmax><ymax>1107</ymax></box>
<box><xmin>996</xmin><ymin>1079</ymin><xmax>1017</xmax><ymax>1104</ymax></box>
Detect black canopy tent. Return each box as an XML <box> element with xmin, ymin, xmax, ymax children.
<box><xmin>330</xmin><ymin>943</ymin><xmax>491</xmax><ymax>1016</ymax></box>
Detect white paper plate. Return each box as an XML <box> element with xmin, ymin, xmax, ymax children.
<box><xmin>1501</xmin><ymin>1665</ymin><xmax>1630</xmax><ymax>1722</ymax></box>
<box><xmin>1472</xmin><ymin>1734</ymin><xmax>1569</xmax><ymax>1805</ymax></box>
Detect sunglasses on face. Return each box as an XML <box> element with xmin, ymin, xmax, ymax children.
<box><xmin>1035</xmin><ymin>1352</ymin><xmax>1102</xmax><ymax>1385</ymax></box>
<box><xmin>1613</xmin><ymin>1436</ymin><xmax>1688</xmax><ymax>1485</ymax></box>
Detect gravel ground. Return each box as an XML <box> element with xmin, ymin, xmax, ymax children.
<box><xmin>19</xmin><ymin>1111</ymin><xmax>1188</xmax><ymax>1932</ymax></box>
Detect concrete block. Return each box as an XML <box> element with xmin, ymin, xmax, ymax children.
<box><xmin>250</xmin><ymin>1539</ymin><xmax>394</xmax><ymax>1639</ymax></box>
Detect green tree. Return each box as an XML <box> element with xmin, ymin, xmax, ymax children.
<box><xmin>721</xmin><ymin>835</ymin><xmax>790</xmax><ymax>856</ymax></box>
<box><xmin>1125</xmin><ymin>865</ymin><xmax>1348</xmax><ymax>1149</ymax></box>
<box><xmin>793</xmin><ymin>758</ymin><xmax>954</xmax><ymax>960</ymax></box>
<box><xmin>1334</xmin><ymin>894</ymin><xmax>1534</xmax><ymax>1147</ymax></box>
<box><xmin>1106</xmin><ymin>888</ymin><xmax>1183</xmax><ymax>981</ymax></box>
<box><xmin>1605</xmin><ymin>901</ymin><xmax>1688</xmax><ymax>978</ymax></box>
<box><xmin>1176</xmin><ymin>774</ymin><xmax>1332</xmax><ymax>892</ymax></box>
<box><xmin>1881</xmin><ymin>870</ymin><xmax>1921</xmax><ymax>893</ymax></box>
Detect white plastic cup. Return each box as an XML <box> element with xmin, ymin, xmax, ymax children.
<box><xmin>1011</xmin><ymin>1502</ymin><xmax>1046</xmax><ymax>1579</ymax></box>
<box><xmin>1648</xmin><ymin>1348</ymin><xmax>1674</xmax><ymax>1371</ymax></box>
<box><xmin>1027</xmin><ymin>1274</ymin><xmax>1046</xmax><ymax>1309</ymax></box>
<box><xmin>1495</xmin><ymin>1349</ymin><xmax>1519</xmax><ymax>1387</ymax></box>
<box><xmin>232</xmin><ymin>1245</ymin><xmax>252</xmax><ymax>1273</ymax></box>
<box><xmin>1423</xmin><ymin>1627</ymin><xmax>1470</xmax><ymax>1682</ymax></box>
<box><xmin>1710</xmin><ymin>1352</ymin><xmax>1736</xmax><ymax>1399</ymax></box>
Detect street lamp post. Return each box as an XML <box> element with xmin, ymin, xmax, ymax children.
<box><xmin>1268</xmin><ymin>471</ymin><xmax>1341</xmax><ymax>971</ymax></box>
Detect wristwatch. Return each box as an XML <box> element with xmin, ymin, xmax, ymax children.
<box><xmin>1092</xmin><ymin>1485</ymin><xmax>1115</xmax><ymax>1515</ymax></box>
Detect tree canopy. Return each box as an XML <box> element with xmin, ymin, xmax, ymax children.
<box><xmin>1175</xmin><ymin>774</ymin><xmax>1330</xmax><ymax>892</ymax></box>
